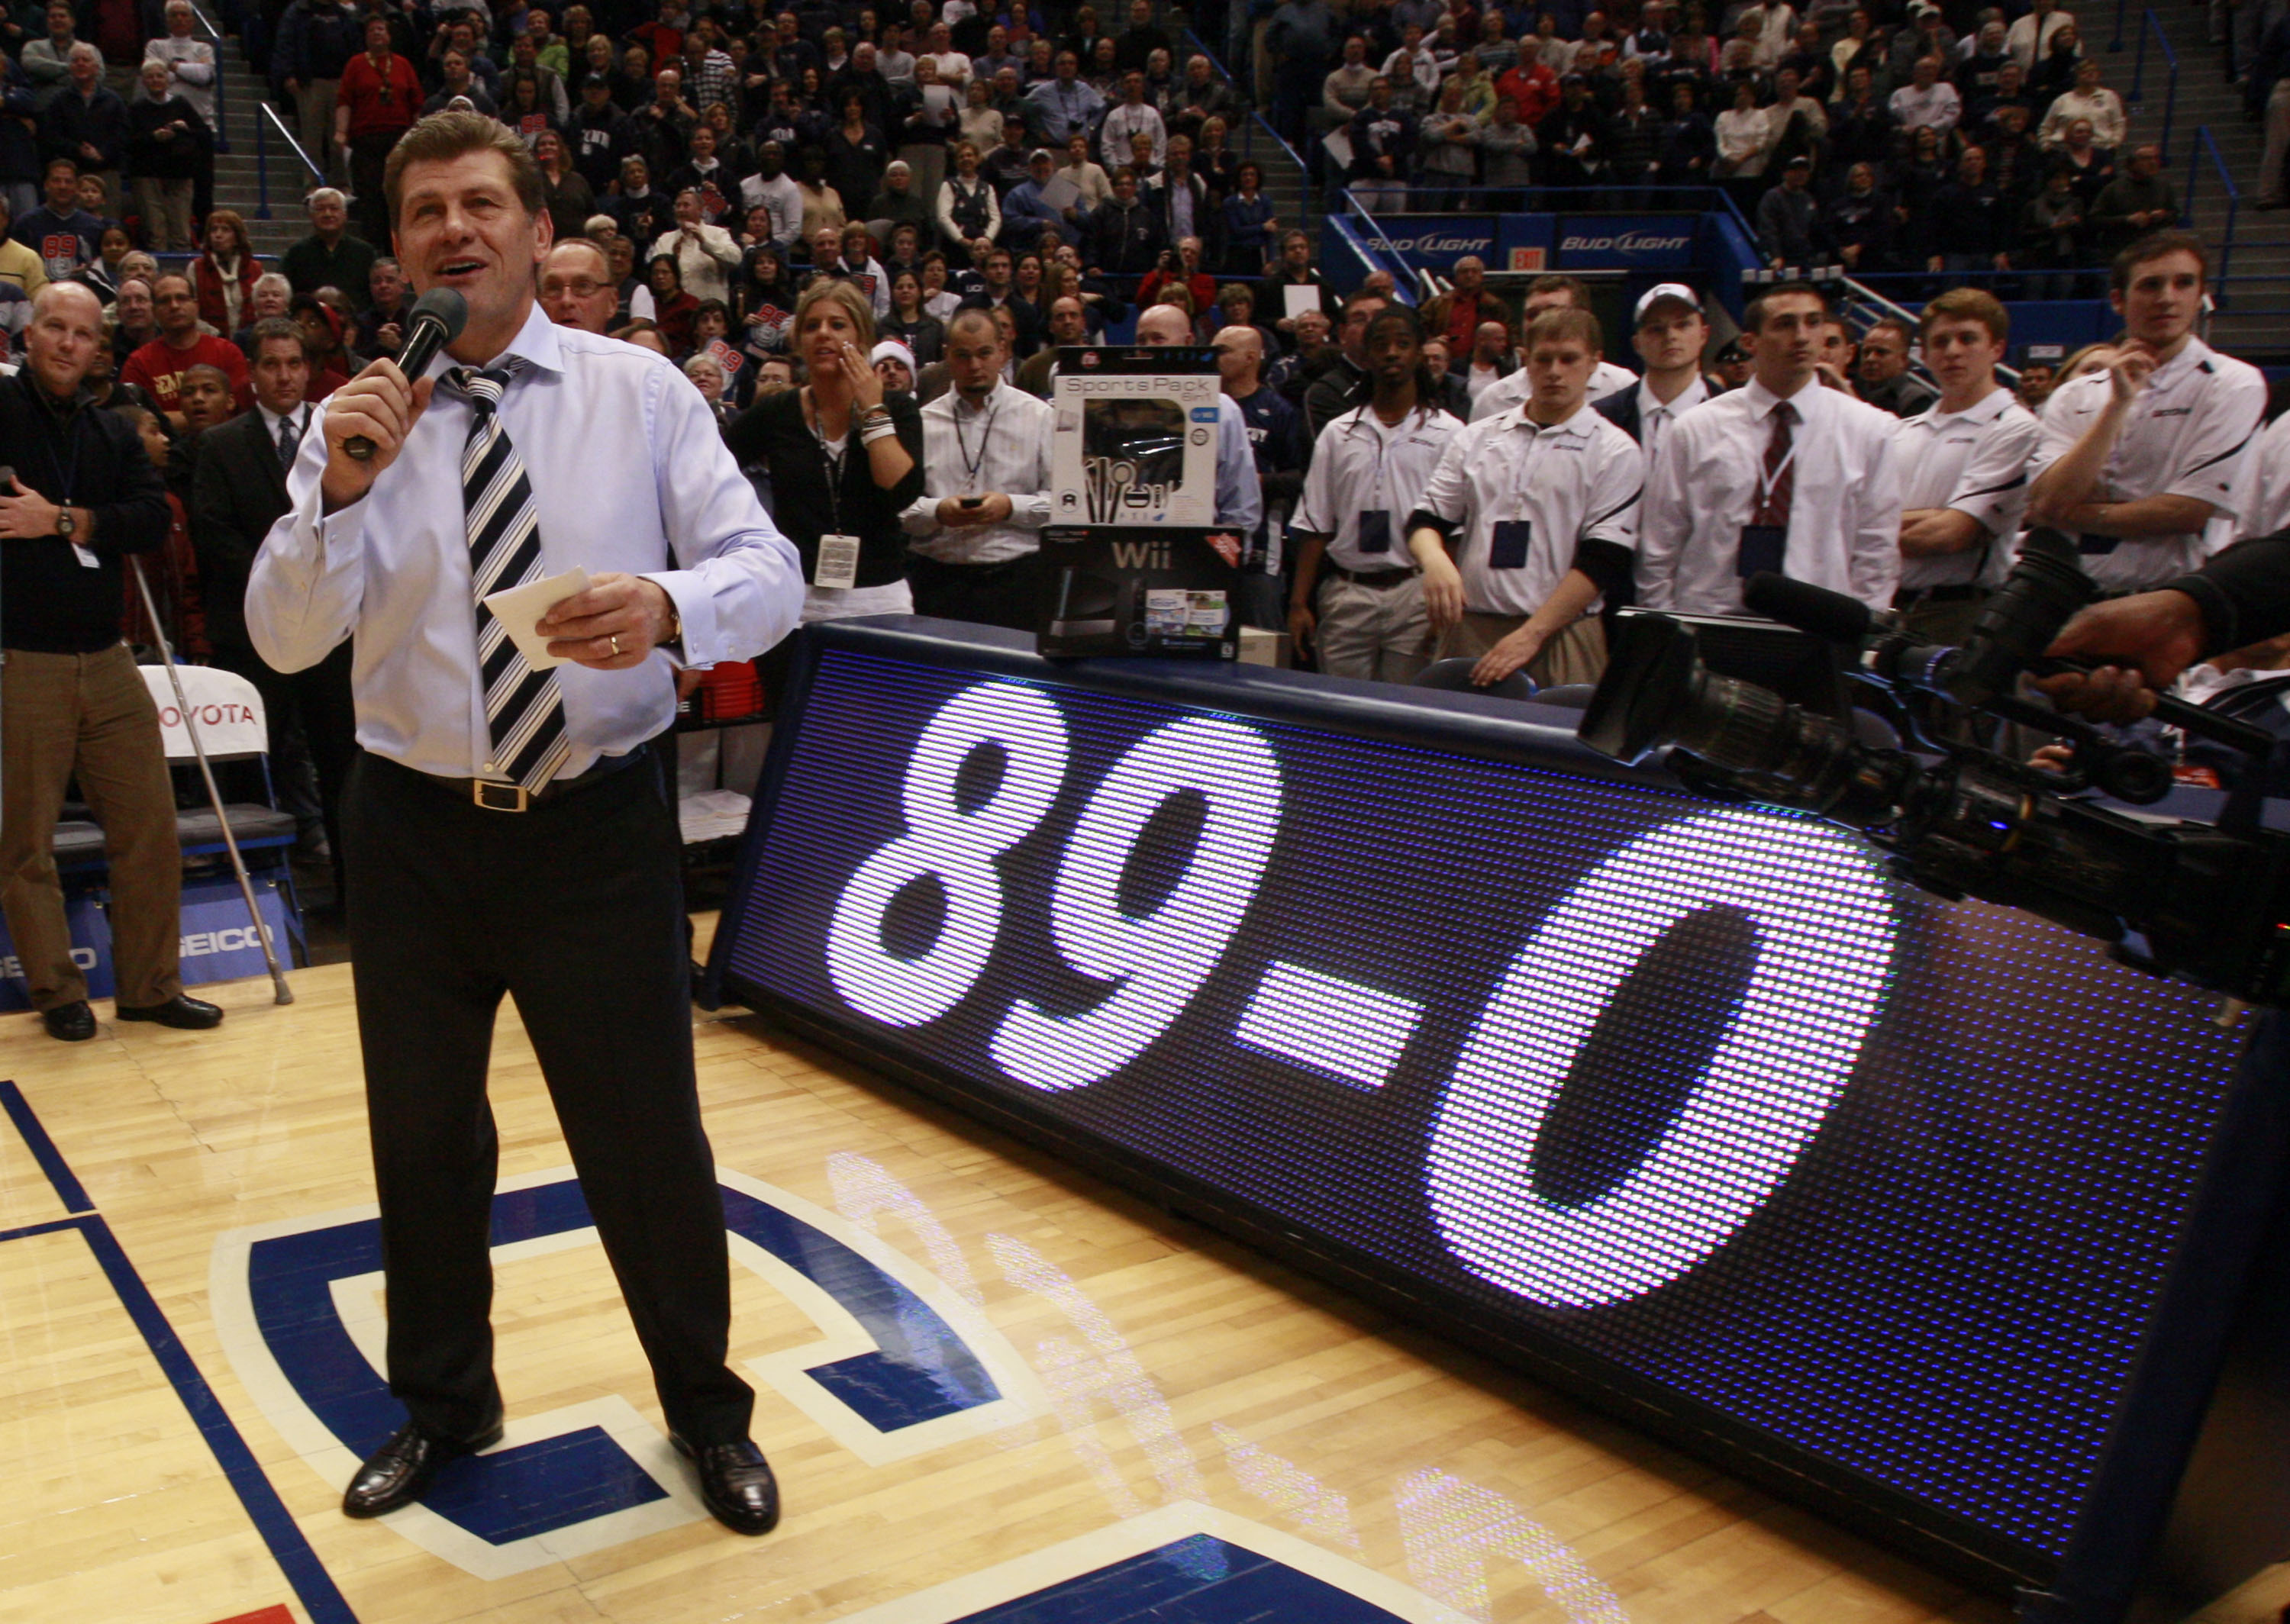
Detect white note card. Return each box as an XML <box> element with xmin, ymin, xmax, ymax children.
<box><xmin>481</xmin><ymin>567</ymin><xmax>591</xmax><ymax>671</ymax></box>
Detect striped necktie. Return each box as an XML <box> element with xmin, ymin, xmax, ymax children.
<box><xmin>452</xmin><ymin>362</ymin><xmax>570</xmax><ymax>794</ymax></box>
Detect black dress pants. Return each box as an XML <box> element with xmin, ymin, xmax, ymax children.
<box><xmin>905</xmin><ymin>551</ymin><xmax>1043</xmax><ymax>632</ymax></box>
<box><xmin>340</xmin><ymin>743</ymin><xmax>755</xmax><ymax>1448</ymax></box>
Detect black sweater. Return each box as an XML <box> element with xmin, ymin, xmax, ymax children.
<box><xmin>0</xmin><ymin>373</ymin><xmax>169</xmax><ymax>653</ymax></box>
<box><xmin>721</xmin><ymin>386</ymin><xmax>925</xmax><ymax>590</ymax></box>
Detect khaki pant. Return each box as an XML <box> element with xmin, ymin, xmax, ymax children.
<box><xmin>1</xmin><ymin>645</ymin><xmax>183</xmax><ymax>1010</ymax></box>
<box><xmin>1435</xmin><ymin>611</ymin><xmax>1609</xmax><ymax>688</ymax></box>
<box><xmin>297</xmin><ymin>77</ymin><xmax>341</xmax><ymax>182</ymax></box>
<box><xmin>1314</xmin><ymin>572</ymin><xmax>1434</xmax><ymax>685</ymax></box>
<box><xmin>134</xmin><ymin>176</ymin><xmax>193</xmax><ymax>250</ymax></box>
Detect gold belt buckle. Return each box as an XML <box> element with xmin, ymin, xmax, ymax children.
<box><xmin>473</xmin><ymin>781</ymin><xmax>530</xmax><ymax>812</ymax></box>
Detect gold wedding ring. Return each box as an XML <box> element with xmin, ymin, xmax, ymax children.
<box><xmin>609</xmin><ymin>634</ymin><xmax>621</xmax><ymax>656</ymax></box>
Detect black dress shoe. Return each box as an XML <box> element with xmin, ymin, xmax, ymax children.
<box><xmin>40</xmin><ymin>1001</ymin><xmax>95</xmax><ymax>1042</ymax></box>
<box><xmin>115</xmin><ymin>994</ymin><xmax>224</xmax><ymax>1030</ymax></box>
<box><xmin>341</xmin><ymin>1418</ymin><xmax>505</xmax><ymax>1518</ymax></box>
<box><xmin>672</xmin><ymin>1435</ymin><xmax>780</xmax><ymax>1535</ymax></box>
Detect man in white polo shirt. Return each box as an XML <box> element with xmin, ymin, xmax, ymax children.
<box><xmin>1893</xmin><ymin>285</ymin><xmax>2042</xmax><ymax>644</ymax></box>
<box><xmin>1289</xmin><ymin>305</ymin><xmax>1462</xmax><ymax>683</ymax></box>
<box><xmin>1405</xmin><ymin>305</ymin><xmax>1644</xmax><ymax>688</ymax></box>
<box><xmin>1637</xmin><ymin>280</ymin><xmax>1901</xmax><ymax>616</ymax></box>
<box><xmin>2027</xmin><ymin>230</ymin><xmax>2266</xmax><ymax>595</ymax></box>
<box><xmin>1469</xmin><ymin>274</ymin><xmax>1636</xmax><ymax>422</ymax></box>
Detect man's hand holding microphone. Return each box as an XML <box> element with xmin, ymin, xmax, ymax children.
<box><xmin>321</xmin><ymin>287</ymin><xmax>679</xmax><ymax>672</ymax></box>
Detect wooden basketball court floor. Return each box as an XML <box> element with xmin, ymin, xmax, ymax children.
<box><xmin>4</xmin><ymin>924</ymin><xmax>2288</xmax><ymax>1624</ymax></box>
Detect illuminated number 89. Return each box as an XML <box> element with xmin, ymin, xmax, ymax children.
<box><xmin>826</xmin><ymin>683</ymin><xmax>1072</xmax><ymax>1027</ymax></box>
<box><xmin>827</xmin><ymin>682</ymin><xmax>1285</xmax><ymax>1093</ymax></box>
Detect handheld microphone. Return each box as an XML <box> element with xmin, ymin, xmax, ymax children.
<box><xmin>344</xmin><ymin>287</ymin><xmax>469</xmax><ymax>461</ymax></box>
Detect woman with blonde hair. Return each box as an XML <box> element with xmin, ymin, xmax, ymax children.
<box><xmin>722</xmin><ymin>279</ymin><xmax>924</xmax><ymax>705</ymax></box>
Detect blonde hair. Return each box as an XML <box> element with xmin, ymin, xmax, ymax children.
<box><xmin>793</xmin><ymin>277</ymin><xmax>876</xmax><ymax>350</ymax></box>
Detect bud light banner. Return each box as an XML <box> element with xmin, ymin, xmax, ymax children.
<box><xmin>1333</xmin><ymin>214</ymin><xmax>1497</xmax><ymax>272</ymax></box>
<box><xmin>1553</xmin><ymin>214</ymin><xmax>1701</xmax><ymax>269</ymax></box>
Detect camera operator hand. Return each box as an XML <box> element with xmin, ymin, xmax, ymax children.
<box><xmin>2033</xmin><ymin>589</ymin><xmax>2208</xmax><ymax>722</ymax></box>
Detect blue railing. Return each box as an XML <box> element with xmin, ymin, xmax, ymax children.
<box><xmin>2129</xmin><ymin>8</ymin><xmax>2179</xmax><ymax>162</ymax></box>
<box><xmin>253</xmin><ymin>98</ymin><xmax>322</xmax><ymax>221</ymax></box>
<box><xmin>1180</xmin><ymin>28</ymin><xmax>1311</xmax><ymax>203</ymax></box>
<box><xmin>190</xmin><ymin>3</ymin><xmax>227</xmax><ymax>153</ymax></box>
<box><xmin>2185</xmin><ymin>124</ymin><xmax>2246</xmax><ymax>309</ymax></box>
<box><xmin>1332</xmin><ymin>188</ymin><xmax>1421</xmax><ymax>302</ymax></box>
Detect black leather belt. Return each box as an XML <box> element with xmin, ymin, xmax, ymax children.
<box><xmin>1324</xmin><ymin>563</ymin><xmax>1421</xmax><ymax>588</ymax></box>
<box><xmin>423</xmin><ymin>740</ymin><xmax>653</xmax><ymax>813</ymax></box>
<box><xmin>1893</xmin><ymin>583</ymin><xmax>1984</xmax><ymax>609</ymax></box>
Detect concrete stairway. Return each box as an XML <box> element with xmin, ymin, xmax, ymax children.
<box><xmin>2109</xmin><ymin>0</ymin><xmax>2288</xmax><ymax>353</ymax></box>
<box><xmin>202</xmin><ymin>26</ymin><xmax>322</xmax><ymax>259</ymax></box>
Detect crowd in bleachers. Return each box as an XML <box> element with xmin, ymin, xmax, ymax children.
<box><xmin>0</xmin><ymin>0</ymin><xmax>2278</xmax><ymax>857</ymax></box>
<box><xmin>1243</xmin><ymin>0</ymin><xmax>2197</xmax><ymax>289</ymax></box>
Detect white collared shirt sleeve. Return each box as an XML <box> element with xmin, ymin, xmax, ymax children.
<box><xmin>1943</xmin><ymin>397</ymin><xmax>2042</xmax><ymax>540</ymax></box>
<box><xmin>1633</xmin><ymin>415</ymin><xmax>1693</xmax><ymax>611</ymax></box>
<box><xmin>250</xmin><ymin>432</ymin><xmax>369</xmax><ymax>675</ymax></box>
<box><xmin>638</xmin><ymin>359</ymin><xmax>805</xmax><ymax>666</ymax></box>
<box><xmin>1582</xmin><ymin>422</ymin><xmax>1646</xmax><ymax>552</ymax></box>
<box><xmin>1847</xmin><ymin>410</ymin><xmax>1903</xmax><ymax>609</ymax></box>
<box><xmin>2164</xmin><ymin>360</ymin><xmax>2266</xmax><ymax>517</ymax></box>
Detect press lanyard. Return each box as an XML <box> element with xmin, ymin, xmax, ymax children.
<box><xmin>46</xmin><ymin>404</ymin><xmax>83</xmax><ymax>505</ymax></box>
<box><xmin>805</xmin><ymin>390</ymin><xmax>847</xmax><ymax>538</ymax></box>
<box><xmin>952</xmin><ymin>395</ymin><xmax>999</xmax><ymax>489</ymax></box>
<box><xmin>1754</xmin><ymin>405</ymin><xmax>1800</xmax><ymax>517</ymax></box>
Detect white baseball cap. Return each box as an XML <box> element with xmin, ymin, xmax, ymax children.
<box><xmin>1634</xmin><ymin>282</ymin><xmax>1703</xmax><ymax>324</ymax></box>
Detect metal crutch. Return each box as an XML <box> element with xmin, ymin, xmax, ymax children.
<box><xmin>127</xmin><ymin>554</ymin><xmax>295</xmax><ymax>1006</ymax></box>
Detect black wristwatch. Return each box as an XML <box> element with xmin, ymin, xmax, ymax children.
<box><xmin>54</xmin><ymin>506</ymin><xmax>75</xmax><ymax>539</ymax></box>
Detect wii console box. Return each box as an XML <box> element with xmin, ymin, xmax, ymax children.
<box><xmin>1050</xmin><ymin>347</ymin><xmax>1222</xmax><ymax>527</ymax></box>
<box><xmin>1037</xmin><ymin>524</ymin><xmax>1245</xmax><ymax>661</ymax></box>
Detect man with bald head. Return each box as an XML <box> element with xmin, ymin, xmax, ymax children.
<box><xmin>540</xmin><ymin>238</ymin><xmax>618</xmax><ymax>333</ymax></box>
<box><xmin>1216</xmin><ymin>322</ymin><xmax>1305</xmax><ymax>627</ymax></box>
<box><xmin>0</xmin><ymin>282</ymin><xmax>217</xmax><ymax>1042</ymax></box>
<box><xmin>1135</xmin><ymin>301</ymin><xmax>1262</xmax><ymax>533</ymax></box>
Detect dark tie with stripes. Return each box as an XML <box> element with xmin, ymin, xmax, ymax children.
<box><xmin>452</xmin><ymin>362</ymin><xmax>570</xmax><ymax>794</ymax></box>
<box><xmin>1754</xmin><ymin>398</ymin><xmax>1797</xmax><ymax>528</ymax></box>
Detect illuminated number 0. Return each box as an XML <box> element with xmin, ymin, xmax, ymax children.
<box><xmin>1425</xmin><ymin>809</ymin><xmax>1897</xmax><ymax>1309</ymax></box>
<box><xmin>827</xmin><ymin>684</ymin><xmax>1285</xmax><ymax>1094</ymax></box>
<box><xmin>826</xmin><ymin>683</ymin><xmax>1071</xmax><ymax>1026</ymax></box>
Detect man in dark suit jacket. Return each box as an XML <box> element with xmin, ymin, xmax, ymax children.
<box><xmin>189</xmin><ymin>316</ymin><xmax>356</xmax><ymax>899</ymax></box>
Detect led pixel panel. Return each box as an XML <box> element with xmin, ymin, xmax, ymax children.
<box><xmin>718</xmin><ymin>643</ymin><xmax>2254</xmax><ymax>1583</ymax></box>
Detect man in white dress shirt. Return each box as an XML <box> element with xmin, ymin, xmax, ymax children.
<box><xmin>1892</xmin><ymin>286</ymin><xmax>2042</xmax><ymax>643</ymax></box>
<box><xmin>901</xmin><ymin>308</ymin><xmax>1056</xmax><ymax>627</ymax></box>
<box><xmin>1594</xmin><ymin>282</ymin><xmax>1711</xmax><ymax>466</ymax></box>
<box><xmin>1408</xmin><ymin>305</ymin><xmax>1645</xmax><ymax>687</ymax></box>
<box><xmin>244</xmin><ymin>111</ymin><xmax>805</xmax><ymax>1539</ymax></box>
<box><xmin>1470</xmin><ymin>274</ymin><xmax>1635</xmax><ymax>420</ymax></box>
<box><xmin>1289</xmin><ymin>305</ymin><xmax>1461</xmax><ymax>683</ymax></box>
<box><xmin>1637</xmin><ymin>281</ymin><xmax>1901</xmax><ymax>615</ymax></box>
<box><xmin>2027</xmin><ymin>231</ymin><xmax>2267</xmax><ymax>595</ymax></box>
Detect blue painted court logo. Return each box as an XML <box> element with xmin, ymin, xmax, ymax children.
<box><xmin>211</xmin><ymin>1168</ymin><xmax>1039</xmax><ymax>1578</ymax></box>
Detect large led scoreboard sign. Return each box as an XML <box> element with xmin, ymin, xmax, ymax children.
<box><xmin>702</xmin><ymin>618</ymin><xmax>2290</xmax><ymax>1622</ymax></box>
